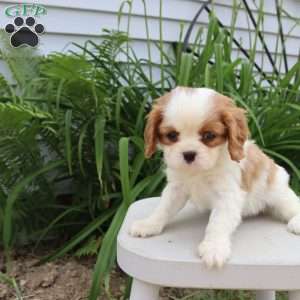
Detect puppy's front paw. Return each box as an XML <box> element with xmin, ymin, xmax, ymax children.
<box><xmin>129</xmin><ymin>219</ymin><xmax>163</xmax><ymax>238</ymax></box>
<box><xmin>288</xmin><ymin>215</ymin><xmax>300</xmax><ymax>235</ymax></box>
<box><xmin>198</xmin><ymin>239</ymin><xmax>231</xmax><ymax>269</ymax></box>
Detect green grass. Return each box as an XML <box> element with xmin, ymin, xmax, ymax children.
<box><xmin>0</xmin><ymin>272</ymin><xmax>23</xmax><ymax>300</ymax></box>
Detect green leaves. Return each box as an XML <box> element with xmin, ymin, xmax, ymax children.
<box><xmin>88</xmin><ymin>137</ymin><xmax>164</xmax><ymax>300</ymax></box>
<box><xmin>38</xmin><ymin>205</ymin><xmax>116</xmax><ymax>264</ymax></box>
<box><xmin>65</xmin><ymin>109</ymin><xmax>73</xmax><ymax>175</ymax></box>
<box><xmin>88</xmin><ymin>203</ymin><xmax>127</xmax><ymax>300</ymax></box>
<box><xmin>94</xmin><ymin>116</ymin><xmax>106</xmax><ymax>184</ymax></box>
<box><xmin>0</xmin><ymin>31</ymin><xmax>165</xmax><ymax>267</ymax></box>
<box><xmin>178</xmin><ymin>52</ymin><xmax>194</xmax><ymax>86</ymax></box>
<box><xmin>78</xmin><ymin>121</ymin><xmax>90</xmax><ymax>176</ymax></box>
<box><xmin>3</xmin><ymin>160</ymin><xmax>64</xmax><ymax>265</ymax></box>
<box><xmin>239</xmin><ymin>61</ymin><xmax>253</xmax><ymax>97</ymax></box>
<box><xmin>214</xmin><ymin>43</ymin><xmax>224</xmax><ymax>92</ymax></box>
<box><xmin>0</xmin><ymin>102</ymin><xmax>51</xmax><ymax>129</ymax></box>
<box><xmin>0</xmin><ymin>272</ymin><xmax>23</xmax><ymax>300</ymax></box>
<box><xmin>88</xmin><ymin>137</ymin><xmax>131</xmax><ymax>300</ymax></box>
<box><xmin>119</xmin><ymin>137</ymin><xmax>131</xmax><ymax>206</ymax></box>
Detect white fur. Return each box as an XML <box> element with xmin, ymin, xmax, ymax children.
<box><xmin>130</xmin><ymin>88</ymin><xmax>300</xmax><ymax>268</ymax></box>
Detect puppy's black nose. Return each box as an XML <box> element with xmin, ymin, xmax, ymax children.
<box><xmin>183</xmin><ymin>151</ymin><xmax>197</xmax><ymax>163</ymax></box>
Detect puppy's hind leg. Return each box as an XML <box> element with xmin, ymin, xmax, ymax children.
<box><xmin>268</xmin><ymin>186</ymin><xmax>300</xmax><ymax>235</ymax></box>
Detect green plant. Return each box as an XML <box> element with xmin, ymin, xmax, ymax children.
<box><xmin>0</xmin><ymin>31</ymin><xmax>165</xmax><ymax>265</ymax></box>
<box><xmin>0</xmin><ymin>272</ymin><xmax>23</xmax><ymax>300</ymax></box>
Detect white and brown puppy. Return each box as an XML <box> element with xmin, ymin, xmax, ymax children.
<box><xmin>129</xmin><ymin>87</ymin><xmax>300</xmax><ymax>268</ymax></box>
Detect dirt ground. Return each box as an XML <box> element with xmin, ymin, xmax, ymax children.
<box><xmin>0</xmin><ymin>249</ymin><xmax>126</xmax><ymax>300</ymax></box>
<box><xmin>0</xmin><ymin>249</ymin><xmax>195</xmax><ymax>300</ymax></box>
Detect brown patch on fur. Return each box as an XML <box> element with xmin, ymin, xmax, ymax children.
<box><xmin>241</xmin><ymin>143</ymin><xmax>277</xmax><ymax>191</ymax></box>
<box><xmin>144</xmin><ymin>93</ymin><xmax>171</xmax><ymax>158</ymax></box>
<box><xmin>212</xmin><ymin>94</ymin><xmax>249</xmax><ymax>161</ymax></box>
<box><xmin>267</xmin><ymin>159</ymin><xmax>278</xmax><ymax>186</ymax></box>
<box><xmin>158</xmin><ymin>126</ymin><xmax>178</xmax><ymax>145</ymax></box>
<box><xmin>199</xmin><ymin>119</ymin><xmax>227</xmax><ymax>147</ymax></box>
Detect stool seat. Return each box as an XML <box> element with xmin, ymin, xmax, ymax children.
<box><xmin>117</xmin><ymin>197</ymin><xmax>300</xmax><ymax>299</ymax></box>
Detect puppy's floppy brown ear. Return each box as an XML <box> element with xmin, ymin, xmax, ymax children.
<box><xmin>222</xmin><ymin>106</ymin><xmax>248</xmax><ymax>162</ymax></box>
<box><xmin>144</xmin><ymin>93</ymin><xmax>170</xmax><ymax>158</ymax></box>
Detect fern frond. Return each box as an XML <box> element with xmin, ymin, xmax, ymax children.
<box><xmin>74</xmin><ymin>236</ymin><xmax>102</xmax><ymax>257</ymax></box>
<box><xmin>0</xmin><ymin>102</ymin><xmax>52</xmax><ymax>130</ymax></box>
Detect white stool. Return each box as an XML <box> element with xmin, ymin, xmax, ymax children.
<box><xmin>117</xmin><ymin>197</ymin><xmax>300</xmax><ymax>300</ymax></box>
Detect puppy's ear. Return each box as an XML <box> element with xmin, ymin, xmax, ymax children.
<box><xmin>144</xmin><ymin>93</ymin><xmax>170</xmax><ymax>158</ymax></box>
<box><xmin>222</xmin><ymin>106</ymin><xmax>248</xmax><ymax>162</ymax></box>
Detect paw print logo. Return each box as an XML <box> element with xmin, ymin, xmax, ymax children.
<box><xmin>5</xmin><ymin>16</ymin><xmax>45</xmax><ymax>48</ymax></box>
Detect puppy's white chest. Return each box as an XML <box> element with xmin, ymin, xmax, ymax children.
<box><xmin>184</xmin><ymin>177</ymin><xmax>221</xmax><ymax>210</ymax></box>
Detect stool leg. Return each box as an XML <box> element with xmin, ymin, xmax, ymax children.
<box><xmin>255</xmin><ymin>290</ymin><xmax>276</xmax><ymax>300</ymax></box>
<box><xmin>130</xmin><ymin>278</ymin><xmax>160</xmax><ymax>300</ymax></box>
<box><xmin>289</xmin><ymin>291</ymin><xmax>300</xmax><ymax>300</ymax></box>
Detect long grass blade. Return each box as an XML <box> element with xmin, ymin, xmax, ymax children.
<box><xmin>88</xmin><ymin>203</ymin><xmax>127</xmax><ymax>300</ymax></box>
<box><xmin>178</xmin><ymin>52</ymin><xmax>193</xmax><ymax>86</ymax></box>
<box><xmin>65</xmin><ymin>109</ymin><xmax>73</xmax><ymax>175</ymax></box>
<box><xmin>214</xmin><ymin>43</ymin><xmax>224</xmax><ymax>92</ymax></box>
<box><xmin>78</xmin><ymin>121</ymin><xmax>90</xmax><ymax>176</ymax></box>
<box><xmin>119</xmin><ymin>137</ymin><xmax>130</xmax><ymax>206</ymax></box>
<box><xmin>94</xmin><ymin>115</ymin><xmax>106</xmax><ymax>185</ymax></box>
<box><xmin>0</xmin><ymin>272</ymin><xmax>23</xmax><ymax>300</ymax></box>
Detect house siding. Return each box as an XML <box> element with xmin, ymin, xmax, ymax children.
<box><xmin>0</xmin><ymin>0</ymin><xmax>299</xmax><ymax>77</ymax></box>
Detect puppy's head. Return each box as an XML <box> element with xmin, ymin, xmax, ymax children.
<box><xmin>144</xmin><ymin>87</ymin><xmax>248</xmax><ymax>172</ymax></box>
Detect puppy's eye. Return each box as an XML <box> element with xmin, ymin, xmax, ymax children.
<box><xmin>202</xmin><ymin>131</ymin><xmax>216</xmax><ymax>142</ymax></box>
<box><xmin>166</xmin><ymin>131</ymin><xmax>179</xmax><ymax>142</ymax></box>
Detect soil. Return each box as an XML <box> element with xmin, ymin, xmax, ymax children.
<box><xmin>0</xmin><ymin>249</ymin><xmax>126</xmax><ymax>300</ymax></box>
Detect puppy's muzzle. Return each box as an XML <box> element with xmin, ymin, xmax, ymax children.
<box><xmin>183</xmin><ymin>151</ymin><xmax>197</xmax><ymax>164</ymax></box>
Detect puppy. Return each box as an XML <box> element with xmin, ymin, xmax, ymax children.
<box><xmin>129</xmin><ymin>87</ymin><xmax>300</xmax><ymax>268</ymax></box>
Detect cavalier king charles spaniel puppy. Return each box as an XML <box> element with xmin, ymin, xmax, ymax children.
<box><xmin>129</xmin><ymin>87</ymin><xmax>300</xmax><ymax>268</ymax></box>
